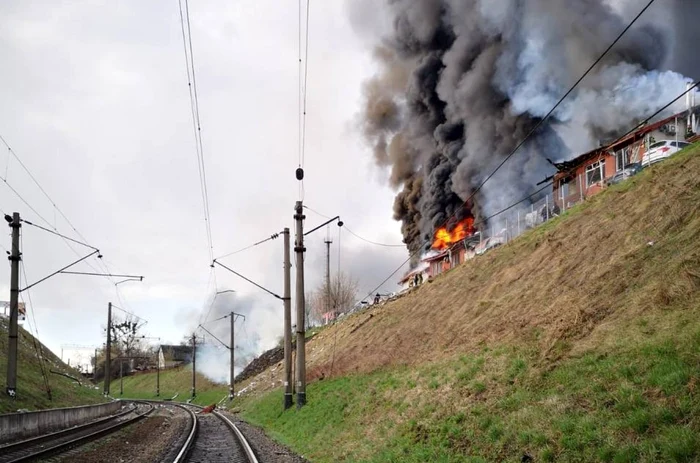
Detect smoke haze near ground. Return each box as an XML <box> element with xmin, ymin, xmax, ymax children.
<box><xmin>190</xmin><ymin>292</ymin><xmax>276</xmax><ymax>384</ymax></box>
<box><xmin>351</xmin><ymin>0</ymin><xmax>697</xmax><ymax>259</ymax></box>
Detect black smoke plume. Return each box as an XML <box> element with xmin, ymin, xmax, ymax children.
<box><xmin>357</xmin><ymin>0</ymin><xmax>694</xmax><ymax>257</ymax></box>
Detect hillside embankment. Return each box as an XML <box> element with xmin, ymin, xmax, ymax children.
<box><xmin>237</xmin><ymin>145</ymin><xmax>700</xmax><ymax>462</ymax></box>
<box><xmin>0</xmin><ymin>318</ymin><xmax>106</xmax><ymax>413</ymax></box>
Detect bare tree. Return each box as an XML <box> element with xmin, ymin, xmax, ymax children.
<box><xmin>310</xmin><ymin>272</ymin><xmax>359</xmax><ymax>325</ymax></box>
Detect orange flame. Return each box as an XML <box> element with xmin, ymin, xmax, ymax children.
<box><xmin>432</xmin><ymin>218</ymin><xmax>474</xmax><ymax>250</ymax></box>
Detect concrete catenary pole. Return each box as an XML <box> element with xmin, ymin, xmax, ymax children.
<box><xmin>282</xmin><ymin>228</ymin><xmax>293</xmax><ymax>409</ymax></box>
<box><xmin>156</xmin><ymin>356</ymin><xmax>160</xmax><ymax>397</ymax></box>
<box><xmin>324</xmin><ymin>237</ymin><xmax>332</xmax><ymax>323</ymax></box>
<box><xmin>294</xmin><ymin>201</ymin><xmax>307</xmax><ymax>408</ymax></box>
<box><xmin>191</xmin><ymin>333</ymin><xmax>196</xmax><ymax>399</ymax></box>
<box><xmin>229</xmin><ymin>311</ymin><xmax>235</xmax><ymax>400</ymax></box>
<box><xmin>5</xmin><ymin>212</ymin><xmax>21</xmax><ymax>398</ymax></box>
<box><xmin>104</xmin><ymin>302</ymin><xmax>112</xmax><ymax>396</ymax></box>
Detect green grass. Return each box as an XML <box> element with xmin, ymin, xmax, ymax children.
<box><xmin>0</xmin><ymin>318</ymin><xmax>107</xmax><ymax>413</ymax></box>
<box><xmin>234</xmin><ymin>145</ymin><xmax>700</xmax><ymax>461</ymax></box>
<box><xmin>117</xmin><ymin>365</ymin><xmax>229</xmax><ymax>407</ymax></box>
<box><xmin>240</xmin><ymin>319</ymin><xmax>700</xmax><ymax>462</ymax></box>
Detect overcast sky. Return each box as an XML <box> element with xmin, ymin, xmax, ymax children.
<box><xmin>0</xmin><ymin>0</ymin><xmax>409</xmax><ymax>369</ymax></box>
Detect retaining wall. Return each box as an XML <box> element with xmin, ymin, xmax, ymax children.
<box><xmin>0</xmin><ymin>401</ymin><xmax>122</xmax><ymax>444</ymax></box>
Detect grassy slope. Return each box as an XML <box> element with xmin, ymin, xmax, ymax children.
<box><xmin>238</xmin><ymin>145</ymin><xmax>700</xmax><ymax>462</ymax></box>
<box><xmin>118</xmin><ymin>365</ymin><xmax>229</xmax><ymax>406</ymax></box>
<box><xmin>0</xmin><ymin>318</ymin><xmax>106</xmax><ymax>414</ymax></box>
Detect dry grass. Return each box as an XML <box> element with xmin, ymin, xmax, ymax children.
<box><xmin>241</xmin><ymin>145</ymin><xmax>700</xmax><ymax>397</ymax></box>
<box><xmin>240</xmin><ymin>146</ymin><xmax>700</xmax><ymax>462</ymax></box>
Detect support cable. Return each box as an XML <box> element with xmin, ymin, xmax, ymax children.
<box><xmin>212</xmin><ymin>260</ymin><xmax>284</xmax><ymax>300</ymax></box>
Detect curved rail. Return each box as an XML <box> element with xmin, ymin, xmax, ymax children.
<box><xmin>211</xmin><ymin>409</ymin><xmax>259</xmax><ymax>463</ymax></box>
<box><xmin>0</xmin><ymin>403</ymin><xmax>136</xmax><ymax>457</ymax></box>
<box><xmin>169</xmin><ymin>403</ymin><xmax>198</xmax><ymax>463</ymax></box>
<box><xmin>168</xmin><ymin>402</ymin><xmax>258</xmax><ymax>463</ymax></box>
<box><xmin>0</xmin><ymin>402</ymin><xmax>154</xmax><ymax>463</ymax></box>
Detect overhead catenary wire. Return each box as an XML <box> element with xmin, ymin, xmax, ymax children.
<box><xmin>359</xmin><ymin>0</ymin><xmax>661</xmax><ymax>300</ymax></box>
<box><xmin>178</xmin><ymin>0</ymin><xmax>215</xmax><ymax>264</ymax></box>
<box><xmin>304</xmin><ymin>205</ymin><xmax>404</xmax><ymax>248</ymax></box>
<box><xmin>434</xmin><ymin>0</ymin><xmax>659</xmax><ymax>237</ymax></box>
<box><xmin>0</xmin><ymin>133</ymin><xmax>112</xmax><ymax>281</ymax></box>
<box><xmin>215</xmin><ymin>232</ymin><xmax>281</xmax><ymax>261</ymax></box>
<box><xmin>297</xmin><ymin>0</ymin><xmax>312</xmax><ymax>199</ymax></box>
<box><xmin>21</xmin><ymin>220</ymin><xmax>99</xmax><ymax>251</ymax></box>
<box><xmin>19</xmin><ymin>251</ymin><xmax>52</xmax><ymax>399</ymax></box>
<box><xmin>359</xmin><ymin>181</ymin><xmax>555</xmax><ymax>304</ymax></box>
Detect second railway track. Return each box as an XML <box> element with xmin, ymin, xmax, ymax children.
<box><xmin>0</xmin><ymin>402</ymin><xmax>154</xmax><ymax>463</ymax></box>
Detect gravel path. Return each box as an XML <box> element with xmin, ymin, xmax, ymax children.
<box><xmin>52</xmin><ymin>404</ymin><xmax>190</xmax><ymax>463</ymax></box>
<box><xmin>223</xmin><ymin>413</ymin><xmax>310</xmax><ymax>463</ymax></box>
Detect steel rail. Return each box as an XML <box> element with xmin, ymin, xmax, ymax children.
<box><xmin>167</xmin><ymin>401</ymin><xmax>258</xmax><ymax>463</ymax></box>
<box><xmin>0</xmin><ymin>402</ymin><xmax>154</xmax><ymax>463</ymax></box>
<box><xmin>212</xmin><ymin>409</ymin><xmax>259</xmax><ymax>463</ymax></box>
<box><xmin>0</xmin><ymin>403</ymin><xmax>136</xmax><ymax>455</ymax></box>
<box><xmin>169</xmin><ymin>403</ymin><xmax>198</xmax><ymax>463</ymax></box>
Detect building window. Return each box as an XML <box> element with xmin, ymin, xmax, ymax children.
<box><xmin>615</xmin><ymin>149</ymin><xmax>627</xmax><ymax>172</ymax></box>
<box><xmin>586</xmin><ymin>160</ymin><xmax>604</xmax><ymax>188</ymax></box>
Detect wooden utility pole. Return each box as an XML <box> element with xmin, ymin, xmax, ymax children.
<box><xmin>5</xmin><ymin>212</ymin><xmax>21</xmax><ymax>398</ymax></box>
<box><xmin>294</xmin><ymin>201</ymin><xmax>307</xmax><ymax>408</ymax></box>
<box><xmin>282</xmin><ymin>228</ymin><xmax>293</xmax><ymax>409</ymax></box>
<box><xmin>104</xmin><ymin>302</ymin><xmax>112</xmax><ymax>396</ymax></box>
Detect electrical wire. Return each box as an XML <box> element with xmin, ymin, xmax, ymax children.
<box><xmin>304</xmin><ymin>205</ymin><xmax>404</xmax><ymax>248</ymax></box>
<box><xmin>0</xmin><ymin>134</ymin><xmax>110</xmax><ymax>280</ymax></box>
<box><xmin>215</xmin><ymin>232</ymin><xmax>281</xmax><ymax>261</ymax></box>
<box><xmin>178</xmin><ymin>0</ymin><xmax>215</xmax><ymax>264</ymax></box>
<box><xmin>358</xmin><ymin>0</ymin><xmax>660</xmax><ymax>301</ymax></box>
<box><xmin>19</xmin><ymin>253</ymin><xmax>52</xmax><ymax>399</ymax></box>
<box><xmin>21</xmin><ymin>220</ymin><xmax>99</xmax><ymax>251</ymax></box>
<box><xmin>111</xmin><ymin>304</ymin><xmax>149</xmax><ymax>324</ymax></box>
<box><xmin>433</xmin><ymin>0</ymin><xmax>659</xmax><ymax>239</ymax></box>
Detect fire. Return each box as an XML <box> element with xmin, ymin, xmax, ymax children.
<box><xmin>432</xmin><ymin>218</ymin><xmax>474</xmax><ymax>250</ymax></box>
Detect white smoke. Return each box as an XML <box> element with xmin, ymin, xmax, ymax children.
<box><xmin>188</xmin><ymin>292</ymin><xmax>280</xmax><ymax>385</ymax></box>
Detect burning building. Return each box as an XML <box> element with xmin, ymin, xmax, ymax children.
<box><xmin>356</xmin><ymin>0</ymin><xmax>700</xmax><ymax>263</ymax></box>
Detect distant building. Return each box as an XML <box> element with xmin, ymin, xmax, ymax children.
<box><xmin>553</xmin><ymin>107</ymin><xmax>700</xmax><ymax>208</ymax></box>
<box><xmin>158</xmin><ymin>345</ymin><xmax>193</xmax><ymax>369</ymax></box>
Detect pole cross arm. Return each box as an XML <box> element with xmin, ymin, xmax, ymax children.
<box><xmin>304</xmin><ymin>216</ymin><xmax>343</xmax><ymax>237</ymax></box>
<box><xmin>20</xmin><ymin>250</ymin><xmax>100</xmax><ymax>292</ymax></box>
<box><xmin>212</xmin><ymin>260</ymin><xmax>284</xmax><ymax>300</ymax></box>
<box><xmin>197</xmin><ymin>324</ymin><xmax>230</xmax><ymax>350</ymax></box>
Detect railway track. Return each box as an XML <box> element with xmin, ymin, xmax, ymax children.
<box><xmin>168</xmin><ymin>402</ymin><xmax>258</xmax><ymax>463</ymax></box>
<box><xmin>0</xmin><ymin>402</ymin><xmax>154</xmax><ymax>463</ymax></box>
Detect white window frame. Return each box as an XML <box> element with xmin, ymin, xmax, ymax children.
<box><xmin>586</xmin><ymin>160</ymin><xmax>605</xmax><ymax>188</ymax></box>
<box><xmin>615</xmin><ymin>149</ymin><xmax>627</xmax><ymax>172</ymax></box>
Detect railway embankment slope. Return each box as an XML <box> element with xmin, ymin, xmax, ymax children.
<box><xmin>239</xmin><ymin>144</ymin><xmax>700</xmax><ymax>462</ymax></box>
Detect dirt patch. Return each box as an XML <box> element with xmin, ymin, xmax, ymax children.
<box><xmin>57</xmin><ymin>408</ymin><xmax>189</xmax><ymax>463</ymax></box>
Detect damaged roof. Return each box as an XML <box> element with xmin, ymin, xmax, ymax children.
<box><xmin>553</xmin><ymin>109</ymin><xmax>693</xmax><ymax>173</ymax></box>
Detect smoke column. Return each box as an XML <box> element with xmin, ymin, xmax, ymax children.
<box><xmin>355</xmin><ymin>0</ymin><xmax>695</xmax><ymax>257</ymax></box>
<box><xmin>189</xmin><ymin>292</ymin><xmax>279</xmax><ymax>385</ymax></box>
